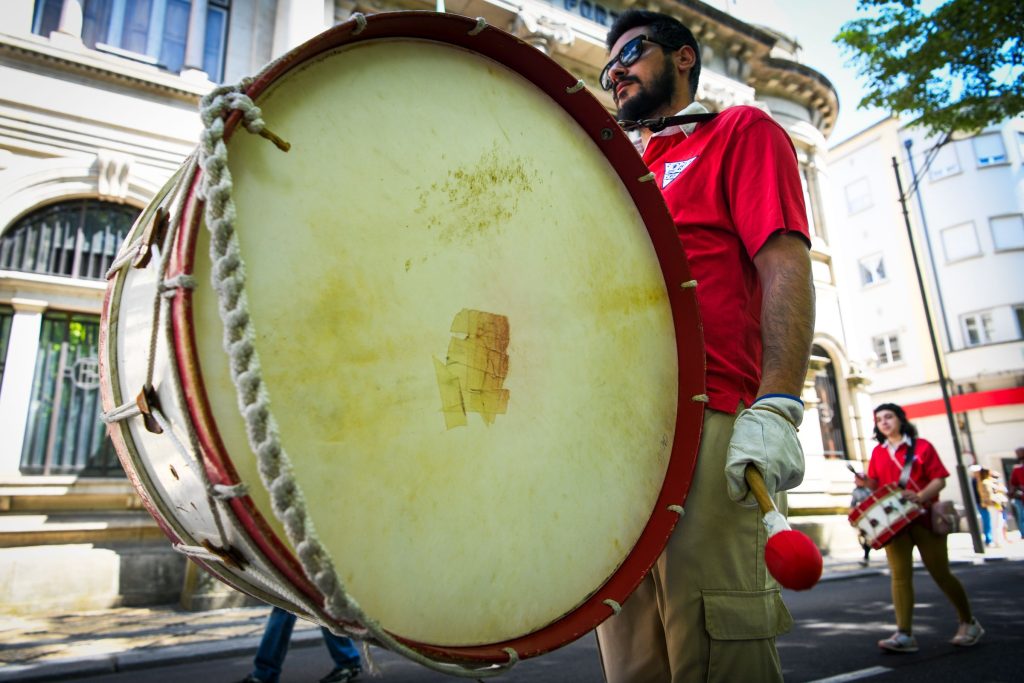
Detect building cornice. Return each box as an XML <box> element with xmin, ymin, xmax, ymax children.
<box><xmin>749</xmin><ymin>57</ymin><xmax>838</xmax><ymax>135</ymax></box>
<box><xmin>0</xmin><ymin>32</ymin><xmax>212</xmax><ymax>104</ymax></box>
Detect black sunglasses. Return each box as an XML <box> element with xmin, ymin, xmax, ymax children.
<box><xmin>600</xmin><ymin>35</ymin><xmax>679</xmax><ymax>91</ymax></box>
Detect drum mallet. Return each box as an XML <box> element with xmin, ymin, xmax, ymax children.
<box><xmin>744</xmin><ymin>463</ymin><xmax>823</xmax><ymax>590</ymax></box>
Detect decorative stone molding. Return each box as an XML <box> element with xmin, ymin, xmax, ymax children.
<box><xmin>509</xmin><ymin>9</ymin><xmax>575</xmax><ymax>55</ymax></box>
<box><xmin>10</xmin><ymin>298</ymin><xmax>48</xmax><ymax>314</ymax></box>
<box><xmin>95</xmin><ymin>150</ymin><xmax>133</xmax><ymax>203</ymax></box>
<box><xmin>697</xmin><ymin>69</ymin><xmax>756</xmax><ymax>111</ymax></box>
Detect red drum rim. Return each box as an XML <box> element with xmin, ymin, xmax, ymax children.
<box><xmin>168</xmin><ymin>11</ymin><xmax>705</xmax><ymax>663</ymax></box>
<box><xmin>848</xmin><ymin>483</ymin><xmax>925</xmax><ymax>550</ymax></box>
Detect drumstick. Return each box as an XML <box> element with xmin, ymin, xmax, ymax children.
<box><xmin>744</xmin><ymin>463</ymin><xmax>823</xmax><ymax>590</ymax></box>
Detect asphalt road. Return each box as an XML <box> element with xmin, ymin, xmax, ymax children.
<box><xmin>70</xmin><ymin>560</ymin><xmax>1022</xmax><ymax>682</ymax></box>
<box><xmin>779</xmin><ymin>559</ymin><xmax>1022</xmax><ymax>683</ymax></box>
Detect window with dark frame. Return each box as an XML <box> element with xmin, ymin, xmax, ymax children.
<box><xmin>812</xmin><ymin>345</ymin><xmax>847</xmax><ymax>460</ymax></box>
<box><xmin>19</xmin><ymin>312</ymin><xmax>122</xmax><ymax>477</ymax></box>
<box><xmin>31</xmin><ymin>0</ymin><xmax>231</xmax><ymax>82</ymax></box>
<box><xmin>0</xmin><ymin>306</ymin><xmax>13</xmax><ymax>391</ymax></box>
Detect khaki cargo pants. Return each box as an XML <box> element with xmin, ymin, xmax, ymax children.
<box><xmin>596</xmin><ymin>407</ymin><xmax>793</xmax><ymax>683</ymax></box>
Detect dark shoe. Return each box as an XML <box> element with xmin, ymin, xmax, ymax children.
<box><xmin>320</xmin><ymin>665</ymin><xmax>361</xmax><ymax>683</ymax></box>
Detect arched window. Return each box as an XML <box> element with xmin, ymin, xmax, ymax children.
<box><xmin>0</xmin><ymin>200</ymin><xmax>137</xmax><ymax>280</ymax></box>
<box><xmin>813</xmin><ymin>345</ymin><xmax>847</xmax><ymax>460</ymax></box>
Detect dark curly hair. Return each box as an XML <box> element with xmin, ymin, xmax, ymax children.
<box><xmin>873</xmin><ymin>403</ymin><xmax>918</xmax><ymax>455</ymax></box>
<box><xmin>606</xmin><ymin>9</ymin><xmax>702</xmax><ymax>100</ymax></box>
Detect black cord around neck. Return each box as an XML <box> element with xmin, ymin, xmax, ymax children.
<box><xmin>618</xmin><ymin>112</ymin><xmax>718</xmax><ymax>133</ymax></box>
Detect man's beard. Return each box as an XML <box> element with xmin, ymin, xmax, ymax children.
<box><xmin>616</xmin><ymin>61</ymin><xmax>677</xmax><ymax>121</ymax></box>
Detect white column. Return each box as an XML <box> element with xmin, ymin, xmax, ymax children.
<box><xmin>47</xmin><ymin>0</ymin><xmax>84</xmax><ymax>47</ymax></box>
<box><xmin>271</xmin><ymin>0</ymin><xmax>326</xmax><ymax>58</ymax></box>
<box><xmin>182</xmin><ymin>0</ymin><xmax>210</xmax><ymax>74</ymax></box>
<box><xmin>0</xmin><ymin>299</ymin><xmax>46</xmax><ymax>476</ymax></box>
<box><xmin>11</xmin><ymin>0</ymin><xmax>36</xmax><ymax>33</ymax></box>
<box><xmin>57</xmin><ymin>0</ymin><xmax>84</xmax><ymax>35</ymax></box>
<box><xmin>794</xmin><ymin>358</ymin><xmax>828</xmax><ymax>494</ymax></box>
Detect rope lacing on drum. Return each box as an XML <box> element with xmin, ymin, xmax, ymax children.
<box><xmin>160</xmin><ymin>275</ymin><xmax>197</xmax><ymax>297</ymax></box>
<box><xmin>352</xmin><ymin>13</ymin><xmax>367</xmax><ymax>34</ymax></box>
<box><xmin>565</xmin><ymin>79</ymin><xmax>585</xmax><ymax>94</ymax></box>
<box><xmin>102</xmin><ymin>150</ymin><xmax>250</xmax><ymax>571</ymax></box>
<box><xmin>468</xmin><ymin>17</ymin><xmax>487</xmax><ymax>35</ymax></box>
<box><xmin>196</xmin><ymin>70</ymin><xmax>518</xmax><ymax>678</ymax></box>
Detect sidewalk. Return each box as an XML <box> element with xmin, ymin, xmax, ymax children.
<box><xmin>2</xmin><ymin>532</ymin><xmax>1021</xmax><ymax>682</ymax></box>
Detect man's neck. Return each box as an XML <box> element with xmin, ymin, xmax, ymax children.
<box><xmin>638</xmin><ymin>96</ymin><xmax>694</xmax><ymax>147</ymax></box>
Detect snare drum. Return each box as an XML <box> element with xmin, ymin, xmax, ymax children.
<box><xmin>848</xmin><ymin>483</ymin><xmax>925</xmax><ymax>550</ymax></box>
<box><xmin>99</xmin><ymin>11</ymin><xmax>704</xmax><ymax>673</ymax></box>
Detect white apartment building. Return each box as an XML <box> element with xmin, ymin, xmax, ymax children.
<box><xmin>1</xmin><ymin>0</ymin><xmax>857</xmax><ymax>611</ymax></box>
<box><xmin>830</xmin><ymin>116</ymin><xmax>1024</xmax><ymax>505</ymax></box>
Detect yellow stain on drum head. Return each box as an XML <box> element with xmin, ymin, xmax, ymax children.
<box><xmin>416</xmin><ymin>144</ymin><xmax>537</xmax><ymax>246</ymax></box>
<box><xmin>434</xmin><ymin>309</ymin><xmax>510</xmax><ymax>429</ymax></box>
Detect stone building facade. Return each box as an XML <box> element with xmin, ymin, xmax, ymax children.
<box><xmin>830</xmin><ymin>116</ymin><xmax>1024</xmax><ymax>504</ymax></box>
<box><xmin>1</xmin><ymin>0</ymin><xmax>862</xmax><ymax>611</ymax></box>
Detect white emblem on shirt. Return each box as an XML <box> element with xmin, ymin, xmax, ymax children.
<box><xmin>662</xmin><ymin>157</ymin><xmax>697</xmax><ymax>188</ymax></box>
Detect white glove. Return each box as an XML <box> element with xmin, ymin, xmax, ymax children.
<box><xmin>725</xmin><ymin>395</ymin><xmax>806</xmax><ymax>506</ymax></box>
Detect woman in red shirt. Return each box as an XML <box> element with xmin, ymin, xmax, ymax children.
<box><xmin>866</xmin><ymin>403</ymin><xmax>983</xmax><ymax>652</ymax></box>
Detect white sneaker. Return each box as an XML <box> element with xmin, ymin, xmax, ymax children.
<box><xmin>951</xmin><ymin>618</ymin><xmax>984</xmax><ymax>647</ymax></box>
<box><xmin>878</xmin><ymin>631</ymin><xmax>918</xmax><ymax>653</ymax></box>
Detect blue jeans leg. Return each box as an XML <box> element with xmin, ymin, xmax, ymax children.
<box><xmin>980</xmin><ymin>507</ymin><xmax>992</xmax><ymax>544</ymax></box>
<box><xmin>1013</xmin><ymin>500</ymin><xmax>1024</xmax><ymax>533</ymax></box>
<box><xmin>252</xmin><ymin>607</ymin><xmax>297</xmax><ymax>683</ymax></box>
<box><xmin>321</xmin><ymin>628</ymin><xmax>361</xmax><ymax>668</ymax></box>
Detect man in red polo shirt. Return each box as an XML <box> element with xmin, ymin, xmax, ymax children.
<box><xmin>596</xmin><ymin>9</ymin><xmax>814</xmax><ymax>683</ymax></box>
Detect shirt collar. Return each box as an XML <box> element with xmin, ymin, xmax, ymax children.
<box><xmin>885</xmin><ymin>434</ymin><xmax>912</xmax><ymax>456</ymax></box>
<box><xmin>632</xmin><ymin>101</ymin><xmax>710</xmax><ymax>154</ymax></box>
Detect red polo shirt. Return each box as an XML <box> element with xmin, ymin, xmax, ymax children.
<box><xmin>867</xmin><ymin>438</ymin><xmax>949</xmax><ymax>491</ymax></box>
<box><xmin>1010</xmin><ymin>464</ymin><xmax>1024</xmax><ymax>492</ymax></box>
<box><xmin>642</xmin><ymin>106</ymin><xmax>810</xmax><ymax>413</ymax></box>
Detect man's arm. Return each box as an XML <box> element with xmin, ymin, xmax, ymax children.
<box><xmin>723</xmin><ymin>231</ymin><xmax>813</xmax><ymax>504</ymax></box>
<box><xmin>752</xmin><ymin>232</ymin><xmax>815</xmax><ymax>397</ymax></box>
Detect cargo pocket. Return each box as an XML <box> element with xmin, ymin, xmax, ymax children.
<box><xmin>701</xmin><ymin>589</ymin><xmax>792</xmax><ymax>682</ymax></box>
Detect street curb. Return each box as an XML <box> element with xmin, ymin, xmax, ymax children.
<box><xmin>0</xmin><ymin>627</ymin><xmax>323</xmax><ymax>682</ymax></box>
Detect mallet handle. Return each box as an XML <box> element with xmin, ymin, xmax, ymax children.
<box><xmin>744</xmin><ymin>463</ymin><xmax>777</xmax><ymax>516</ymax></box>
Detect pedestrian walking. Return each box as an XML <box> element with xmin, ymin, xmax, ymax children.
<box><xmin>1009</xmin><ymin>447</ymin><xmax>1024</xmax><ymax>535</ymax></box>
<box><xmin>978</xmin><ymin>468</ymin><xmax>1009</xmax><ymax>547</ymax></box>
<box><xmin>864</xmin><ymin>403</ymin><xmax>983</xmax><ymax>653</ymax></box>
<box><xmin>848</xmin><ymin>465</ymin><xmax>873</xmax><ymax>565</ymax></box>
<box><xmin>238</xmin><ymin>606</ymin><xmax>361</xmax><ymax>683</ymax></box>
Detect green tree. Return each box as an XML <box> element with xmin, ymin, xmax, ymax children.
<box><xmin>836</xmin><ymin>0</ymin><xmax>1024</xmax><ymax>135</ymax></box>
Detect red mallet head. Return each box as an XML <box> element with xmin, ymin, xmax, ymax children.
<box><xmin>765</xmin><ymin>529</ymin><xmax>823</xmax><ymax>591</ymax></box>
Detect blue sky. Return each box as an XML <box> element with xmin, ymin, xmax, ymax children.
<box><xmin>759</xmin><ymin>0</ymin><xmax>890</xmax><ymax>144</ymax></box>
<box><xmin>758</xmin><ymin>0</ymin><xmax>949</xmax><ymax>144</ymax></box>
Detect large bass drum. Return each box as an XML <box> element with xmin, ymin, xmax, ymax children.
<box><xmin>99</xmin><ymin>11</ymin><xmax>704</xmax><ymax>674</ymax></box>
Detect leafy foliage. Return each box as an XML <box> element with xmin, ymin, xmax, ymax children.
<box><xmin>836</xmin><ymin>0</ymin><xmax>1024</xmax><ymax>135</ymax></box>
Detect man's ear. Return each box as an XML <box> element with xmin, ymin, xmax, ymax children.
<box><xmin>673</xmin><ymin>45</ymin><xmax>697</xmax><ymax>77</ymax></box>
